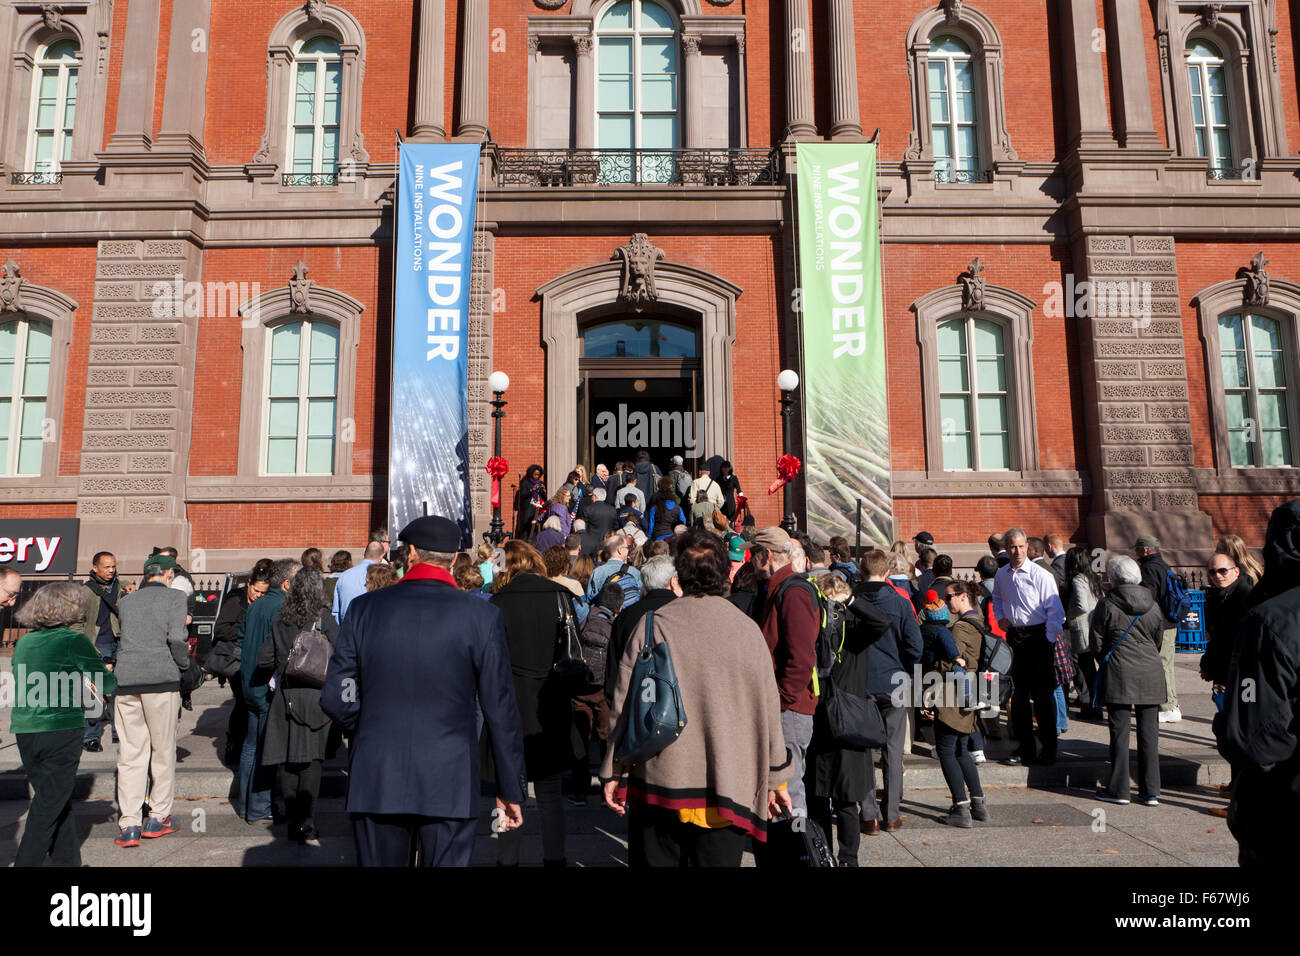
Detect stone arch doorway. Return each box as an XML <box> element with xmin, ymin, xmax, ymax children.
<box><xmin>537</xmin><ymin>248</ymin><xmax>740</xmax><ymax>486</ymax></box>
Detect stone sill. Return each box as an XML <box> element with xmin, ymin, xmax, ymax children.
<box><xmin>184</xmin><ymin>475</ymin><xmax>383</xmax><ymax>502</ymax></box>
<box><xmin>0</xmin><ymin>478</ymin><xmax>78</xmax><ymax>502</ymax></box>
<box><xmin>891</xmin><ymin>470</ymin><xmax>1089</xmax><ymax>498</ymax></box>
<box><xmin>1192</xmin><ymin>467</ymin><xmax>1300</xmax><ymax>494</ymax></box>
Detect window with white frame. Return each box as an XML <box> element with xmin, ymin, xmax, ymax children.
<box><xmin>288</xmin><ymin>36</ymin><xmax>341</xmax><ymax>181</ymax></box>
<box><xmin>937</xmin><ymin>316</ymin><xmax>1010</xmax><ymax>470</ymax></box>
<box><xmin>264</xmin><ymin>320</ymin><xmax>338</xmax><ymax>475</ymax></box>
<box><xmin>1219</xmin><ymin>312</ymin><xmax>1292</xmax><ymax>467</ymax></box>
<box><xmin>0</xmin><ymin>318</ymin><xmax>51</xmax><ymax>476</ymax></box>
<box><xmin>596</xmin><ymin>0</ymin><xmax>678</xmax><ymax>182</ymax></box>
<box><xmin>26</xmin><ymin>38</ymin><xmax>78</xmax><ymax>177</ymax></box>
<box><xmin>927</xmin><ymin>36</ymin><xmax>978</xmax><ymax>184</ymax></box>
<box><xmin>1187</xmin><ymin>37</ymin><xmax>1233</xmax><ymax>175</ymax></box>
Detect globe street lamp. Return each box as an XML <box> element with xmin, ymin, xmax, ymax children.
<box><xmin>487</xmin><ymin>371</ymin><xmax>510</xmax><ymax>545</ymax></box>
<box><xmin>777</xmin><ymin>369</ymin><xmax>799</xmax><ymax>535</ymax></box>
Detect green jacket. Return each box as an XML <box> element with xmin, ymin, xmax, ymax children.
<box><xmin>9</xmin><ymin>626</ymin><xmax>119</xmax><ymax>734</ymax></box>
<box><xmin>79</xmin><ymin>580</ymin><xmax>121</xmax><ymax>646</ymax></box>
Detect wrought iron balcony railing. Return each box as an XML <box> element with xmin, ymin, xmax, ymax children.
<box><xmin>1207</xmin><ymin>162</ymin><xmax>1252</xmax><ymax>181</ymax></box>
<box><xmin>496</xmin><ymin>148</ymin><xmax>782</xmax><ymax>187</ymax></box>
<box><xmin>282</xmin><ymin>172</ymin><xmax>339</xmax><ymax>186</ymax></box>
<box><xmin>934</xmin><ymin>168</ymin><xmax>993</xmax><ymax>184</ymax></box>
<box><xmin>10</xmin><ymin>170</ymin><xmax>62</xmax><ymax>185</ymax></box>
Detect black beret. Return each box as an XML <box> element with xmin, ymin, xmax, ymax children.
<box><xmin>398</xmin><ymin>516</ymin><xmax>461</xmax><ymax>552</ymax></box>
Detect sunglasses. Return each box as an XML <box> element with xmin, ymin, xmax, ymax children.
<box><xmin>1209</xmin><ymin>566</ymin><xmax>1235</xmax><ymax>577</ymax></box>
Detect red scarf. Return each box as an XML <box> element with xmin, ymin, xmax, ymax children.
<box><xmin>402</xmin><ymin>563</ymin><xmax>456</xmax><ymax>586</ymax></box>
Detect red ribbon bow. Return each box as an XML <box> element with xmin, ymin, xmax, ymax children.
<box><xmin>767</xmin><ymin>454</ymin><xmax>802</xmax><ymax>495</ymax></box>
<box><xmin>486</xmin><ymin>456</ymin><xmax>509</xmax><ymax>508</ymax></box>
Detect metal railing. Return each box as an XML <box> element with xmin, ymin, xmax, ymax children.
<box><xmin>495</xmin><ymin>147</ymin><xmax>782</xmax><ymax>187</ymax></box>
<box><xmin>9</xmin><ymin>170</ymin><xmax>62</xmax><ymax>185</ymax></box>
<box><xmin>1</xmin><ymin>573</ymin><xmax>235</xmax><ymax>647</ymax></box>
<box><xmin>1207</xmin><ymin>163</ymin><xmax>1250</xmax><ymax>181</ymax></box>
<box><xmin>282</xmin><ymin>172</ymin><xmax>339</xmax><ymax>187</ymax></box>
<box><xmin>934</xmin><ymin>167</ymin><xmax>993</xmax><ymax>184</ymax></box>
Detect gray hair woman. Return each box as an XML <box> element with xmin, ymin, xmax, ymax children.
<box><xmin>1090</xmin><ymin>555</ymin><xmax>1168</xmax><ymax>806</ymax></box>
<box><xmin>10</xmin><ymin>582</ymin><xmax>118</xmax><ymax>866</ymax></box>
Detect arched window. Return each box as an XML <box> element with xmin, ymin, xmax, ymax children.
<box><xmin>581</xmin><ymin>318</ymin><xmax>697</xmax><ymax>358</ymax></box>
<box><xmin>1187</xmin><ymin>38</ymin><xmax>1233</xmax><ymax>175</ymax></box>
<box><xmin>287</xmin><ymin>36</ymin><xmax>342</xmax><ymax>183</ymax></box>
<box><xmin>264</xmin><ymin>319</ymin><xmax>339</xmax><ymax>474</ymax></box>
<box><xmin>0</xmin><ymin>317</ymin><xmax>52</xmax><ymax>476</ymax></box>
<box><xmin>1218</xmin><ymin>313</ymin><xmax>1292</xmax><ymax>467</ymax></box>
<box><xmin>928</xmin><ymin>36</ymin><xmax>978</xmax><ymax>184</ymax></box>
<box><xmin>26</xmin><ymin>39</ymin><xmax>77</xmax><ymax>179</ymax></box>
<box><xmin>936</xmin><ymin>316</ymin><xmax>1010</xmax><ymax>470</ymax></box>
<box><xmin>596</xmin><ymin>0</ymin><xmax>678</xmax><ymax>182</ymax></box>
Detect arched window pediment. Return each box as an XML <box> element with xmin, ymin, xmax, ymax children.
<box><xmin>912</xmin><ymin>279</ymin><xmax>1039</xmax><ymax>476</ymax></box>
<box><xmin>902</xmin><ymin>3</ymin><xmax>1018</xmax><ymax>184</ymax></box>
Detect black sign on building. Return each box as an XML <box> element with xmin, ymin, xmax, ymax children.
<box><xmin>0</xmin><ymin>519</ymin><xmax>80</xmax><ymax>575</ymax></box>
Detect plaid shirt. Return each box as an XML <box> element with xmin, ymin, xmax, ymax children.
<box><xmin>1053</xmin><ymin>632</ymin><xmax>1075</xmax><ymax>687</ymax></box>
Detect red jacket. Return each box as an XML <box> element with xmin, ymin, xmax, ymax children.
<box><xmin>760</xmin><ymin>564</ymin><xmax>821</xmax><ymax>715</ymax></box>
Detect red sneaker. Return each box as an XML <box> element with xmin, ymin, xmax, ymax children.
<box><xmin>141</xmin><ymin>816</ymin><xmax>179</xmax><ymax>838</ymax></box>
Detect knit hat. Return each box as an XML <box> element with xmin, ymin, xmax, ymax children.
<box><xmin>922</xmin><ymin>589</ymin><xmax>948</xmax><ymax>622</ymax></box>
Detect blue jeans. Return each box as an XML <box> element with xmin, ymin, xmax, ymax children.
<box><xmin>1054</xmin><ymin>685</ymin><xmax>1069</xmax><ymax>734</ymax></box>
<box><xmin>236</xmin><ymin>706</ymin><xmax>272</xmax><ymax>820</ymax></box>
<box><xmin>84</xmin><ymin>642</ymin><xmax>117</xmax><ymax>745</ymax></box>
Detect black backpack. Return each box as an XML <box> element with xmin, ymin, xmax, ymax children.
<box><xmin>972</xmin><ymin>616</ymin><xmax>1014</xmax><ymax>706</ymax></box>
<box><xmin>771</xmin><ymin>575</ymin><xmax>845</xmax><ymax>698</ymax></box>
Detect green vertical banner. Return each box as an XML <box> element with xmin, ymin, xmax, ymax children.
<box><xmin>795</xmin><ymin>143</ymin><xmax>892</xmax><ymax>544</ymax></box>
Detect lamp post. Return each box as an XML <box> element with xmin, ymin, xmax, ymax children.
<box><xmin>777</xmin><ymin>369</ymin><xmax>799</xmax><ymax>535</ymax></box>
<box><xmin>487</xmin><ymin>370</ymin><xmax>510</xmax><ymax>545</ymax></box>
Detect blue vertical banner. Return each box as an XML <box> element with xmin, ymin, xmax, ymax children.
<box><xmin>389</xmin><ymin>143</ymin><xmax>481</xmax><ymax>543</ymax></box>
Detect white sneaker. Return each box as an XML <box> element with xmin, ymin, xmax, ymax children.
<box><xmin>971</xmin><ymin>750</ymin><xmax>986</xmax><ymax>764</ymax></box>
<box><xmin>1158</xmin><ymin>708</ymin><xmax>1182</xmax><ymax>723</ymax></box>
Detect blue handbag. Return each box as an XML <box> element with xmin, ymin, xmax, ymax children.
<box><xmin>614</xmin><ymin>610</ymin><xmax>687</xmax><ymax>764</ymax></box>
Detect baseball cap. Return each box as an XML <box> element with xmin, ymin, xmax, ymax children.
<box><xmin>143</xmin><ymin>554</ymin><xmax>176</xmax><ymax>576</ymax></box>
<box><xmin>751</xmin><ymin>526</ymin><xmax>791</xmax><ymax>552</ymax></box>
<box><xmin>727</xmin><ymin>534</ymin><xmax>748</xmax><ymax>563</ymax></box>
<box><xmin>914</xmin><ymin>531</ymin><xmax>935</xmax><ymax>547</ymax></box>
<box><xmin>1134</xmin><ymin>534</ymin><xmax>1160</xmax><ymax>551</ymax></box>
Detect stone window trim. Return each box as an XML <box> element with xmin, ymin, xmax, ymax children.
<box><xmin>912</xmin><ymin>282</ymin><xmax>1040</xmax><ymax>479</ymax></box>
<box><xmin>525</xmin><ymin>0</ymin><xmax>746</xmax><ymax>150</ymax></box>
<box><xmin>1156</xmin><ymin>0</ymin><xmax>1289</xmax><ymax>168</ymax></box>
<box><xmin>1193</xmin><ymin>274</ymin><xmax>1300</xmax><ymax>481</ymax></box>
<box><xmin>537</xmin><ymin>257</ymin><xmax>739</xmax><ymax>486</ymax></box>
<box><xmin>901</xmin><ymin>3</ymin><xmax>1021</xmax><ymax>187</ymax></box>
<box><xmin>0</xmin><ymin>278</ymin><xmax>76</xmax><ymax>492</ymax></box>
<box><xmin>236</xmin><ymin>282</ymin><xmax>363</xmax><ymax>483</ymax></box>
<box><xmin>2</xmin><ymin>4</ymin><xmax>111</xmax><ymax>184</ymax></box>
<box><xmin>249</xmin><ymin>3</ymin><xmax>370</xmax><ymax>182</ymax></box>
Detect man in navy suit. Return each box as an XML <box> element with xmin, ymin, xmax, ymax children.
<box><xmin>321</xmin><ymin>516</ymin><xmax>527</xmax><ymax>866</ymax></box>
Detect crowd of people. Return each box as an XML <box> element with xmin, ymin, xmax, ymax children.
<box><xmin>2</xmin><ymin>454</ymin><xmax>1297</xmax><ymax>867</ymax></box>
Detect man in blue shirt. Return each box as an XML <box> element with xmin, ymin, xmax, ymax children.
<box><xmin>332</xmin><ymin>540</ymin><xmax>386</xmax><ymax>623</ymax></box>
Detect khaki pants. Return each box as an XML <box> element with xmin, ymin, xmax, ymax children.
<box><xmin>1159</xmin><ymin>627</ymin><xmax>1178</xmax><ymax>712</ymax></box>
<box><xmin>115</xmin><ymin>690</ymin><xmax>180</xmax><ymax>829</ymax></box>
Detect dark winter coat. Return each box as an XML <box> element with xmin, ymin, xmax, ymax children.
<box><xmin>1089</xmin><ymin>584</ymin><xmax>1167</xmax><ymax>706</ymax></box>
<box><xmin>806</xmin><ymin>592</ymin><xmax>891</xmax><ymax>801</ymax></box>
<box><xmin>258</xmin><ymin>606</ymin><xmax>339</xmax><ymax>765</ymax></box>
<box><xmin>1214</xmin><ymin>499</ymin><xmax>1300</xmax><ymax>862</ymax></box>
<box><xmin>513</xmin><ymin>466</ymin><xmax>546</xmax><ymax>539</ymax></box>
<box><xmin>718</xmin><ymin>472</ymin><xmax>743</xmax><ymax>520</ymax></box>
<box><xmin>855</xmin><ymin>581</ymin><xmax>924</xmax><ymax>696</ymax></box>
<box><xmin>487</xmin><ymin>573</ymin><xmax>584</xmax><ymax>780</ymax></box>
<box><xmin>1202</xmin><ymin>574</ymin><xmax>1253</xmax><ymax>685</ymax></box>
<box><xmin>1138</xmin><ymin>551</ymin><xmax>1177</xmax><ymax>628</ymax></box>
<box><xmin>580</xmin><ymin>499</ymin><xmax>619</xmax><ymax>555</ymax></box>
<box><xmin>646</xmin><ymin>496</ymin><xmax>683</xmax><ymax>540</ymax></box>
<box><xmin>633</xmin><ymin>458</ymin><xmax>661</xmax><ymax>509</ymax></box>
